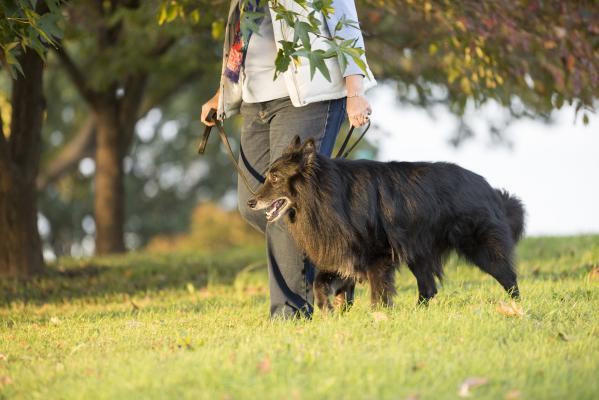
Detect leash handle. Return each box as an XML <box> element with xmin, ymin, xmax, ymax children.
<box><xmin>197</xmin><ymin>108</ymin><xmax>218</xmax><ymax>155</ymax></box>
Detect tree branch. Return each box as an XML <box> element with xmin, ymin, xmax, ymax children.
<box><xmin>139</xmin><ymin>68</ymin><xmax>203</xmax><ymax>117</ymax></box>
<box><xmin>149</xmin><ymin>36</ymin><xmax>176</xmax><ymax>58</ymax></box>
<box><xmin>36</xmin><ymin>116</ymin><xmax>96</xmax><ymax>191</ymax></box>
<box><xmin>120</xmin><ymin>74</ymin><xmax>148</xmax><ymax>148</ymax></box>
<box><xmin>36</xmin><ymin>68</ymin><xmax>202</xmax><ymax>189</ymax></box>
<box><xmin>53</xmin><ymin>44</ymin><xmax>99</xmax><ymax>106</ymax></box>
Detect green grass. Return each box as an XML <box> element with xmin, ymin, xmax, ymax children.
<box><xmin>1</xmin><ymin>236</ymin><xmax>598</xmax><ymax>399</ymax></box>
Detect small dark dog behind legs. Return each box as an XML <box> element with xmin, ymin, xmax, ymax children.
<box><xmin>248</xmin><ymin>136</ymin><xmax>524</xmax><ymax>312</ymax></box>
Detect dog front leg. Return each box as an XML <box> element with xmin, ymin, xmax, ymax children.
<box><xmin>333</xmin><ymin>278</ymin><xmax>356</xmax><ymax>312</ymax></box>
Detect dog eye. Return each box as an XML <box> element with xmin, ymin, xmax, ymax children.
<box><xmin>270</xmin><ymin>174</ymin><xmax>278</xmax><ymax>183</ymax></box>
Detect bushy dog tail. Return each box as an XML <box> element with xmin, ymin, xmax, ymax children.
<box><xmin>496</xmin><ymin>189</ymin><xmax>525</xmax><ymax>242</ymax></box>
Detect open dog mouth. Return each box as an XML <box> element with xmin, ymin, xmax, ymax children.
<box><xmin>265</xmin><ymin>197</ymin><xmax>290</xmax><ymax>222</ymax></box>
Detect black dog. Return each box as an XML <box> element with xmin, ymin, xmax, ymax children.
<box><xmin>248</xmin><ymin>136</ymin><xmax>525</xmax><ymax>311</ymax></box>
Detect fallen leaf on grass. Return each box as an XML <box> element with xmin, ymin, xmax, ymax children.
<box><xmin>0</xmin><ymin>376</ymin><xmax>13</xmax><ymax>387</ymax></box>
<box><xmin>588</xmin><ymin>266</ymin><xmax>599</xmax><ymax>281</ymax></box>
<box><xmin>176</xmin><ymin>336</ymin><xmax>194</xmax><ymax>351</ymax></box>
<box><xmin>557</xmin><ymin>331</ymin><xmax>575</xmax><ymax>342</ymax></box>
<box><xmin>244</xmin><ymin>286</ymin><xmax>266</xmax><ymax>295</ymax></box>
<box><xmin>458</xmin><ymin>377</ymin><xmax>489</xmax><ymax>397</ymax></box>
<box><xmin>496</xmin><ymin>301</ymin><xmax>524</xmax><ymax>317</ymax></box>
<box><xmin>257</xmin><ymin>356</ymin><xmax>271</xmax><ymax>374</ymax></box>
<box><xmin>411</xmin><ymin>362</ymin><xmax>426</xmax><ymax>371</ymax></box>
<box><xmin>372</xmin><ymin>311</ymin><xmax>388</xmax><ymax>322</ymax></box>
<box><xmin>505</xmin><ymin>389</ymin><xmax>522</xmax><ymax>399</ymax></box>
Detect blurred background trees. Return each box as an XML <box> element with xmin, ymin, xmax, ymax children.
<box><xmin>0</xmin><ymin>0</ymin><xmax>597</xmax><ymax>277</ymax></box>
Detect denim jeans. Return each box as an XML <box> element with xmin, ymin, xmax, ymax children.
<box><xmin>237</xmin><ymin>96</ymin><xmax>346</xmax><ymax>319</ymax></box>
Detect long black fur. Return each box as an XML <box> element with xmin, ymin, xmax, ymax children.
<box><xmin>249</xmin><ymin>137</ymin><xmax>525</xmax><ymax>310</ymax></box>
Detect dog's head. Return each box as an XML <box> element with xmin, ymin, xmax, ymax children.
<box><xmin>247</xmin><ymin>135</ymin><xmax>317</xmax><ymax>222</ymax></box>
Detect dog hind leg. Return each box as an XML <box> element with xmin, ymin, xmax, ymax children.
<box><xmin>367</xmin><ymin>264</ymin><xmax>396</xmax><ymax>308</ymax></box>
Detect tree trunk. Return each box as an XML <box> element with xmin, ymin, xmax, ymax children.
<box><xmin>0</xmin><ymin>51</ymin><xmax>45</xmax><ymax>278</ymax></box>
<box><xmin>93</xmin><ymin>105</ymin><xmax>126</xmax><ymax>254</ymax></box>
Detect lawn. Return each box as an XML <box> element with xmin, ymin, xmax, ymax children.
<box><xmin>1</xmin><ymin>236</ymin><xmax>598</xmax><ymax>399</ymax></box>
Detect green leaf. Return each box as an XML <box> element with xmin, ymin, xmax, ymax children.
<box><xmin>307</xmin><ymin>11</ymin><xmax>321</xmax><ymax>30</ymax></box>
<box><xmin>336</xmin><ymin>15</ymin><xmax>359</xmax><ymax>30</ymax></box>
<box><xmin>293</xmin><ymin>21</ymin><xmax>313</xmax><ymax>50</ymax></box>
<box><xmin>274</xmin><ymin>48</ymin><xmax>291</xmax><ymax>77</ymax></box>
<box><xmin>158</xmin><ymin>3</ymin><xmax>168</xmax><ymax>25</ymax></box>
<box><xmin>211</xmin><ymin>20</ymin><xmax>224</xmax><ymax>40</ymax></box>
<box><xmin>4</xmin><ymin>42</ymin><xmax>19</xmax><ymax>52</ymax></box>
<box><xmin>293</xmin><ymin>49</ymin><xmax>331</xmax><ymax>82</ymax></box>
<box><xmin>312</xmin><ymin>0</ymin><xmax>334</xmax><ymax>16</ymax></box>
<box><xmin>271</xmin><ymin>4</ymin><xmax>298</xmax><ymax>27</ymax></box>
<box><xmin>240</xmin><ymin>11</ymin><xmax>264</xmax><ymax>42</ymax></box>
<box><xmin>165</xmin><ymin>4</ymin><xmax>180</xmax><ymax>24</ymax></box>
<box><xmin>37</xmin><ymin>13</ymin><xmax>62</xmax><ymax>41</ymax></box>
<box><xmin>189</xmin><ymin>9</ymin><xmax>201</xmax><ymax>24</ymax></box>
<box><xmin>5</xmin><ymin>50</ymin><xmax>24</xmax><ymax>76</ymax></box>
<box><xmin>294</xmin><ymin>0</ymin><xmax>309</xmax><ymax>10</ymax></box>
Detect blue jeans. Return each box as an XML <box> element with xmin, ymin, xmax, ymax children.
<box><xmin>237</xmin><ymin>96</ymin><xmax>346</xmax><ymax>319</ymax></box>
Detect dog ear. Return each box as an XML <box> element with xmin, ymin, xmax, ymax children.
<box><xmin>285</xmin><ymin>135</ymin><xmax>302</xmax><ymax>155</ymax></box>
<box><xmin>300</xmin><ymin>138</ymin><xmax>317</xmax><ymax>165</ymax></box>
<box><xmin>291</xmin><ymin>135</ymin><xmax>302</xmax><ymax>148</ymax></box>
<box><xmin>302</xmin><ymin>138</ymin><xmax>316</xmax><ymax>155</ymax></box>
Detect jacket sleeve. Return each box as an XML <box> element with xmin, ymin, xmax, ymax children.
<box><xmin>324</xmin><ymin>0</ymin><xmax>368</xmax><ymax>77</ymax></box>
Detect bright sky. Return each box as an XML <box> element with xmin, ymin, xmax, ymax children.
<box><xmin>368</xmin><ymin>85</ymin><xmax>599</xmax><ymax>236</ymax></box>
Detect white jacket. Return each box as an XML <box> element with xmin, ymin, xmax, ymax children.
<box><xmin>217</xmin><ymin>0</ymin><xmax>377</xmax><ymax>119</ymax></box>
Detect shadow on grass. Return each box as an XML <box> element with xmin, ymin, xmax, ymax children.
<box><xmin>2</xmin><ymin>236</ymin><xmax>597</xmax><ymax>307</ymax></box>
<box><xmin>0</xmin><ymin>246</ymin><xmax>264</xmax><ymax>306</ymax></box>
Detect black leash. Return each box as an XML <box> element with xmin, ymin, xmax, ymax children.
<box><xmin>198</xmin><ymin>108</ymin><xmax>370</xmax><ymax>193</ymax></box>
<box><xmin>334</xmin><ymin>120</ymin><xmax>371</xmax><ymax>159</ymax></box>
<box><xmin>198</xmin><ymin>108</ymin><xmax>257</xmax><ymax>195</ymax></box>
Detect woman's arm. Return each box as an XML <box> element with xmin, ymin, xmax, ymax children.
<box><xmin>345</xmin><ymin>74</ymin><xmax>371</xmax><ymax>127</ymax></box>
<box><xmin>201</xmin><ymin>88</ymin><xmax>220</xmax><ymax>127</ymax></box>
<box><xmin>324</xmin><ymin>1</ymin><xmax>372</xmax><ymax>127</ymax></box>
<box><xmin>323</xmin><ymin>0</ymin><xmax>369</xmax><ymax>78</ymax></box>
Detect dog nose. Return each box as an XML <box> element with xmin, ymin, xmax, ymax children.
<box><xmin>247</xmin><ymin>199</ymin><xmax>257</xmax><ymax>209</ymax></box>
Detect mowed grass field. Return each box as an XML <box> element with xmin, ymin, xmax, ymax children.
<box><xmin>1</xmin><ymin>236</ymin><xmax>598</xmax><ymax>399</ymax></box>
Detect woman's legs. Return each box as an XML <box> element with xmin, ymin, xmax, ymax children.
<box><xmin>238</xmin><ymin>97</ymin><xmax>346</xmax><ymax>319</ymax></box>
<box><xmin>237</xmin><ymin>102</ymin><xmax>270</xmax><ymax>233</ymax></box>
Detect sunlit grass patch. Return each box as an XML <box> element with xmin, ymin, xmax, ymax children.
<box><xmin>1</xmin><ymin>236</ymin><xmax>598</xmax><ymax>399</ymax></box>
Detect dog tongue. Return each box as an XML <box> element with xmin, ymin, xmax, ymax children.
<box><xmin>266</xmin><ymin>199</ymin><xmax>285</xmax><ymax>221</ymax></box>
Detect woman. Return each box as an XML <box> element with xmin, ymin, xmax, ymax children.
<box><xmin>201</xmin><ymin>0</ymin><xmax>376</xmax><ymax>319</ymax></box>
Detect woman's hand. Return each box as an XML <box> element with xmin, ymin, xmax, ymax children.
<box><xmin>201</xmin><ymin>90</ymin><xmax>220</xmax><ymax>126</ymax></box>
<box><xmin>347</xmin><ymin>95</ymin><xmax>372</xmax><ymax>128</ymax></box>
<box><xmin>345</xmin><ymin>75</ymin><xmax>371</xmax><ymax>127</ymax></box>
